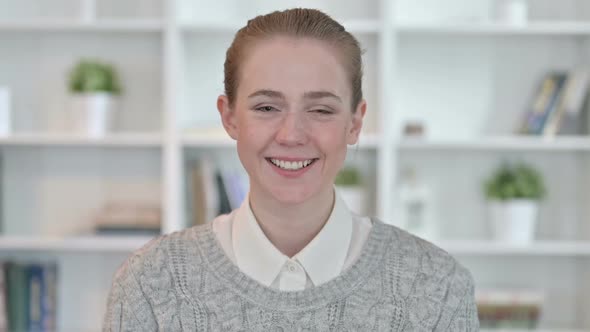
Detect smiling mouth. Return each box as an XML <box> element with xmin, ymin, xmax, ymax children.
<box><xmin>266</xmin><ymin>158</ymin><xmax>319</xmax><ymax>171</ymax></box>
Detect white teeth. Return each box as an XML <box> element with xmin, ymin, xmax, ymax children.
<box><xmin>269</xmin><ymin>158</ymin><xmax>315</xmax><ymax>170</ymax></box>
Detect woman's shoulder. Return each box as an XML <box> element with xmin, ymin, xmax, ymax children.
<box><xmin>374</xmin><ymin>218</ymin><xmax>474</xmax><ymax>291</ymax></box>
<box><xmin>112</xmin><ymin>224</ymin><xmax>210</xmax><ymax>285</ymax></box>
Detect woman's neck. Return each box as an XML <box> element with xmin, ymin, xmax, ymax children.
<box><xmin>249</xmin><ymin>187</ymin><xmax>335</xmax><ymax>258</ymax></box>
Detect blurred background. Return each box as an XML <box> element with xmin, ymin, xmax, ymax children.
<box><xmin>1</xmin><ymin>0</ymin><xmax>590</xmax><ymax>331</ymax></box>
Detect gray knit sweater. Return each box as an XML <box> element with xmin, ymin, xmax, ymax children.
<box><xmin>103</xmin><ymin>219</ymin><xmax>479</xmax><ymax>331</ymax></box>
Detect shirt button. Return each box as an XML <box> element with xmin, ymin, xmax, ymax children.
<box><xmin>286</xmin><ymin>262</ymin><xmax>297</xmax><ymax>272</ymax></box>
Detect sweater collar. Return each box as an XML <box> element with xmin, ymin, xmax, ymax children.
<box><xmin>232</xmin><ymin>189</ymin><xmax>353</xmax><ymax>287</ymax></box>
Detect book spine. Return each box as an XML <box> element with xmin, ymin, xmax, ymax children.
<box><xmin>535</xmin><ymin>73</ymin><xmax>567</xmax><ymax>134</ymax></box>
<box><xmin>42</xmin><ymin>263</ymin><xmax>57</xmax><ymax>332</ymax></box>
<box><xmin>6</xmin><ymin>263</ymin><xmax>27</xmax><ymax>332</ymax></box>
<box><xmin>0</xmin><ymin>262</ymin><xmax>7</xmax><ymax>332</ymax></box>
<box><xmin>27</xmin><ymin>264</ymin><xmax>44</xmax><ymax>332</ymax></box>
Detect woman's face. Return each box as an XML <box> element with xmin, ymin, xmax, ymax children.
<box><xmin>218</xmin><ymin>36</ymin><xmax>365</xmax><ymax>205</ymax></box>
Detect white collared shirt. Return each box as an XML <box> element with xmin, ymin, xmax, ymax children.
<box><xmin>211</xmin><ymin>190</ymin><xmax>373</xmax><ymax>291</ymax></box>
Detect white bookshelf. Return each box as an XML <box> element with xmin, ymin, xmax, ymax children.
<box><xmin>0</xmin><ymin>133</ymin><xmax>162</xmax><ymax>147</ymax></box>
<box><xmin>0</xmin><ymin>19</ymin><xmax>164</xmax><ymax>32</ymax></box>
<box><xmin>398</xmin><ymin>136</ymin><xmax>590</xmax><ymax>151</ymax></box>
<box><xmin>438</xmin><ymin>240</ymin><xmax>590</xmax><ymax>256</ymax></box>
<box><xmin>1</xmin><ymin>0</ymin><xmax>590</xmax><ymax>330</ymax></box>
<box><xmin>0</xmin><ymin>235</ymin><xmax>154</xmax><ymax>252</ymax></box>
<box><xmin>397</xmin><ymin>21</ymin><xmax>590</xmax><ymax>36</ymax></box>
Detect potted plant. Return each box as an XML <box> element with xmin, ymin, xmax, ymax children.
<box><xmin>335</xmin><ymin>166</ymin><xmax>366</xmax><ymax>215</ymax></box>
<box><xmin>68</xmin><ymin>59</ymin><xmax>122</xmax><ymax>136</ymax></box>
<box><xmin>484</xmin><ymin>162</ymin><xmax>546</xmax><ymax>244</ymax></box>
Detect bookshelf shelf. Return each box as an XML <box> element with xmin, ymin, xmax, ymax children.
<box><xmin>182</xmin><ymin>132</ymin><xmax>381</xmax><ymax>149</ymax></box>
<box><xmin>437</xmin><ymin>240</ymin><xmax>590</xmax><ymax>256</ymax></box>
<box><xmin>0</xmin><ymin>235</ymin><xmax>154</xmax><ymax>252</ymax></box>
<box><xmin>396</xmin><ymin>21</ymin><xmax>590</xmax><ymax>36</ymax></box>
<box><xmin>0</xmin><ymin>19</ymin><xmax>164</xmax><ymax>32</ymax></box>
<box><xmin>397</xmin><ymin>136</ymin><xmax>590</xmax><ymax>152</ymax></box>
<box><xmin>0</xmin><ymin>133</ymin><xmax>163</xmax><ymax>148</ymax></box>
<box><xmin>180</xmin><ymin>19</ymin><xmax>380</xmax><ymax>34</ymax></box>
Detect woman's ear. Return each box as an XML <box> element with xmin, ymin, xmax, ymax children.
<box><xmin>217</xmin><ymin>95</ymin><xmax>238</xmax><ymax>140</ymax></box>
<box><xmin>346</xmin><ymin>99</ymin><xmax>367</xmax><ymax>145</ymax></box>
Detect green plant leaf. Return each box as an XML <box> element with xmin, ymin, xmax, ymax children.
<box><xmin>68</xmin><ymin>59</ymin><xmax>122</xmax><ymax>95</ymax></box>
<box><xmin>484</xmin><ymin>162</ymin><xmax>546</xmax><ymax>200</ymax></box>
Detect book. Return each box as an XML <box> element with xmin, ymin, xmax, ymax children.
<box><xmin>188</xmin><ymin>158</ymin><xmax>219</xmax><ymax>226</ymax></box>
<box><xmin>543</xmin><ymin>67</ymin><xmax>590</xmax><ymax>136</ymax></box>
<box><xmin>27</xmin><ymin>264</ymin><xmax>44</xmax><ymax>331</ymax></box>
<box><xmin>186</xmin><ymin>159</ymin><xmax>250</xmax><ymax>225</ymax></box>
<box><xmin>0</xmin><ymin>263</ymin><xmax>6</xmax><ymax>331</ymax></box>
<box><xmin>2</xmin><ymin>262</ymin><xmax>58</xmax><ymax>332</ymax></box>
<box><xmin>27</xmin><ymin>263</ymin><xmax>57</xmax><ymax>332</ymax></box>
<box><xmin>43</xmin><ymin>264</ymin><xmax>57</xmax><ymax>332</ymax></box>
<box><xmin>215</xmin><ymin>171</ymin><xmax>233</xmax><ymax>215</ymax></box>
<box><xmin>220</xmin><ymin>169</ymin><xmax>248</xmax><ymax>210</ymax></box>
<box><xmin>93</xmin><ymin>202</ymin><xmax>161</xmax><ymax>236</ymax></box>
<box><xmin>476</xmin><ymin>289</ymin><xmax>544</xmax><ymax>329</ymax></box>
<box><xmin>5</xmin><ymin>262</ymin><xmax>28</xmax><ymax>332</ymax></box>
<box><xmin>518</xmin><ymin>71</ymin><xmax>568</xmax><ymax>135</ymax></box>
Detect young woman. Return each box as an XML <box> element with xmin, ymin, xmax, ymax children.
<box><xmin>104</xmin><ymin>8</ymin><xmax>479</xmax><ymax>331</ymax></box>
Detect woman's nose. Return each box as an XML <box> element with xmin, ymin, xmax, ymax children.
<box><xmin>275</xmin><ymin>112</ymin><xmax>307</xmax><ymax>146</ymax></box>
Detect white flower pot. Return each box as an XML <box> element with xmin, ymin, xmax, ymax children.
<box><xmin>336</xmin><ymin>186</ymin><xmax>366</xmax><ymax>215</ymax></box>
<box><xmin>488</xmin><ymin>199</ymin><xmax>539</xmax><ymax>244</ymax></box>
<box><xmin>69</xmin><ymin>93</ymin><xmax>117</xmax><ymax>137</ymax></box>
<box><xmin>496</xmin><ymin>0</ymin><xmax>528</xmax><ymax>25</ymax></box>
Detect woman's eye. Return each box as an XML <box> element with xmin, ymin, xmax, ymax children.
<box><xmin>312</xmin><ymin>109</ymin><xmax>333</xmax><ymax>115</ymax></box>
<box><xmin>255</xmin><ymin>106</ymin><xmax>277</xmax><ymax>112</ymax></box>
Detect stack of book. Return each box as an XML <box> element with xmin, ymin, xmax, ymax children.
<box><xmin>477</xmin><ymin>289</ymin><xmax>544</xmax><ymax>329</ymax></box>
<box><xmin>93</xmin><ymin>202</ymin><xmax>161</xmax><ymax>236</ymax></box>
<box><xmin>0</xmin><ymin>262</ymin><xmax>58</xmax><ymax>332</ymax></box>
<box><xmin>518</xmin><ymin>68</ymin><xmax>590</xmax><ymax>136</ymax></box>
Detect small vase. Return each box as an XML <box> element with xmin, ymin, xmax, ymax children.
<box><xmin>488</xmin><ymin>199</ymin><xmax>539</xmax><ymax>244</ymax></box>
<box><xmin>69</xmin><ymin>92</ymin><xmax>117</xmax><ymax>137</ymax></box>
<box><xmin>496</xmin><ymin>0</ymin><xmax>528</xmax><ymax>25</ymax></box>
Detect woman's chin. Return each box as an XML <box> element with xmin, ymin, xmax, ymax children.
<box><xmin>266</xmin><ymin>186</ymin><xmax>317</xmax><ymax>206</ymax></box>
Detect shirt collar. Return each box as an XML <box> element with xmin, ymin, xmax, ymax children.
<box><xmin>232</xmin><ymin>189</ymin><xmax>353</xmax><ymax>287</ymax></box>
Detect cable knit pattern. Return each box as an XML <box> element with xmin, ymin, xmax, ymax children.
<box><xmin>103</xmin><ymin>219</ymin><xmax>479</xmax><ymax>331</ymax></box>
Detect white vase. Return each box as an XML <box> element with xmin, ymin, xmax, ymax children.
<box><xmin>69</xmin><ymin>93</ymin><xmax>117</xmax><ymax>137</ymax></box>
<box><xmin>336</xmin><ymin>186</ymin><xmax>366</xmax><ymax>215</ymax></box>
<box><xmin>488</xmin><ymin>199</ymin><xmax>539</xmax><ymax>244</ymax></box>
<box><xmin>496</xmin><ymin>0</ymin><xmax>528</xmax><ymax>25</ymax></box>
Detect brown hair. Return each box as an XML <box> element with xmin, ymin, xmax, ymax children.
<box><xmin>223</xmin><ymin>8</ymin><xmax>364</xmax><ymax>111</ymax></box>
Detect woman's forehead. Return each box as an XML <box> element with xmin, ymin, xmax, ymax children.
<box><xmin>237</xmin><ymin>36</ymin><xmax>351</xmax><ymax>100</ymax></box>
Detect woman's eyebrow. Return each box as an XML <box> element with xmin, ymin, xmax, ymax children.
<box><xmin>303</xmin><ymin>91</ymin><xmax>342</xmax><ymax>103</ymax></box>
<box><xmin>248</xmin><ymin>89</ymin><xmax>285</xmax><ymax>99</ymax></box>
